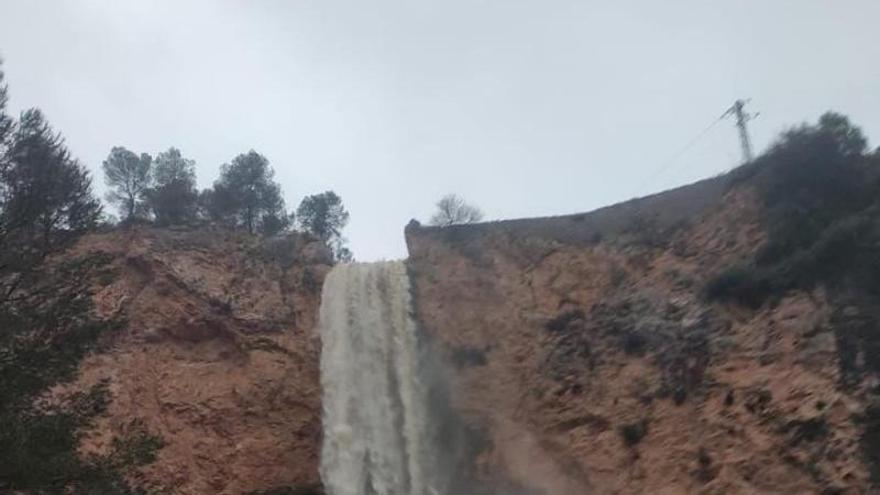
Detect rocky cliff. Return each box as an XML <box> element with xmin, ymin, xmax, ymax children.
<box><xmin>406</xmin><ymin>177</ymin><xmax>873</xmax><ymax>494</ymax></box>
<box><xmin>61</xmin><ymin>227</ymin><xmax>331</xmax><ymax>494</ymax></box>
<box><xmin>61</xmin><ymin>162</ymin><xmax>878</xmax><ymax>494</ymax></box>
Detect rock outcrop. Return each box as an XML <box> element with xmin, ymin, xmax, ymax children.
<box><xmin>407</xmin><ymin>179</ymin><xmax>871</xmax><ymax>494</ymax></box>
<box><xmin>62</xmin><ymin>227</ymin><xmax>331</xmax><ymax>494</ymax></box>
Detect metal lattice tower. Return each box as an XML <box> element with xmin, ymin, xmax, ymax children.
<box><xmin>723</xmin><ymin>99</ymin><xmax>758</xmax><ymax>164</ymax></box>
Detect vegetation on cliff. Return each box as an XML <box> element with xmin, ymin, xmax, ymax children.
<box><xmin>429</xmin><ymin>193</ymin><xmax>484</xmax><ymax>227</ymax></box>
<box><xmin>705</xmin><ymin>112</ymin><xmax>880</xmax><ymax>482</ymax></box>
<box><xmin>0</xmin><ymin>58</ymin><xmax>342</xmax><ymax>493</ymax></box>
<box><xmin>101</xmin><ymin>145</ymin><xmax>352</xmax><ymax>260</ymax></box>
<box><xmin>296</xmin><ymin>191</ymin><xmax>353</xmax><ymax>262</ymax></box>
<box><xmin>706</xmin><ymin>112</ymin><xmax>879</xmax><ymax>309</ymax></box>
<box><xmin>404</xmin><ymin>109</ymin><xmax>879</xmax><ymax>493</ymax></box>
<box><xmin>0</xmin><ymin>61</ymin><xmax>163</xmax><ymax>493</ymax></box>
<box><xmin>705</xmin><ymin>112</ymin><xmax>880</xmax><ymax>377</ymax></box>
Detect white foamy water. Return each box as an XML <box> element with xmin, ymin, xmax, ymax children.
<box><xmin>318</xmin><ymin>261</ymin><xmax>438</xmax><ymax>495</ymax></box>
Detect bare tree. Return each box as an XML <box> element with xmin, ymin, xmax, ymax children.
<box><xmin>429</xmin><ymin>194</ymin><xmax>483</xmax><ymax>226</ymax></box>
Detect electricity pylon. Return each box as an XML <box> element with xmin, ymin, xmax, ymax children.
<box><xmin>723</xmin><ymin>99</ymin><xmax>759</xmax><ymax>164</ymax></box>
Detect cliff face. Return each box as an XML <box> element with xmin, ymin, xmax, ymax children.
<box><xmin>63</xmin><ymin>227</ymin><xmax>331</xmax><ymax>494</ymax></box>
<box><xmin>406</xmin><ymin>180</ymin><xmax>870</xmax><ymax>494</ymax></box>
<box><xmin>60</xmin><ymin>171</ymin><xmax>875</xmax><ymax>494</ymax></box>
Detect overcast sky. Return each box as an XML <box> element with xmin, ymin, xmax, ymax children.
<box><xmin>1</xmin><ymin>1</ymin><xmax>877</xmax><ymax>260</ymax></box>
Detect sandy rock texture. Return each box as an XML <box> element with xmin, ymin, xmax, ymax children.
<box><xmin>63</xmin><ymin>227</ymin><xmax>331</xmax><ymax>494</ymax></box>
<box><xmin>407</xmin><ymin>182</ymin><xmax>871</xmax><ymax>494</ymax></box>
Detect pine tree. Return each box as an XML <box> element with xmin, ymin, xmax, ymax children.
<box><xmin>1</xmin><ymin>109</ymin><xmax>101</xmax><ymax>285</ymax></box>
<box><xmin>206</xmin><ymin>150</ymin><xmax>288</xmax><ymax>234</ymax></box>
<box><xmin>102</xmin><ymin>146</ymin><xmax>152</xmax><ymax>222</ymax></box>
<box><xmin>296</xmin><ymin>191</ymin><xmax>351</xmax><ymax>261</ymax></box>
<box><xmin>147</xmin><ymin>147</ymin><xmax>198</xmax><ymax>225</ymax></box>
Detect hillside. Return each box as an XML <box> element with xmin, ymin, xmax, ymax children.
<box><xmin>25</xmin><ymin>114</ymin><xmax>880</xmax><ymax>494</ymax></box>
<box><xmin>57</xmin><ymin>227</ymin><xmax>331</xmax><ymax>494</ymax></box>
<box><xmin>405</xmin><ymin>117</ymin><xmax>880</xmax><ymax>494</ymax></box>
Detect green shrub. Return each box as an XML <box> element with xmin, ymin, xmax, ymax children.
<box><xmin>782</xmin><ymin>417</ymin><xmax>828</xmax><ymax>446</ymax></box>
<box><xmin>107</xmin><ymin>419</ymin><xmax>165</xmax><ymax>467</ymax></box>
<box><xmin>620</xmin><ymin>331</ymin><xmax>647</xmax><ymax>356</ymax></box>
<box><xmin>703</xmin><ymin>265</ymin><xmax>770</xmax><ymax>308</ymax></box>
<box><xmin>708</xmin><ymin>112</ymin><xmax>879</xmax><ymax>308</ymax></box>
<box><xmin>618</xmin><ymin>420</ymin><xmax>649</xmax><ymax>447</ymax></box>
<box><xmin>545</xmin><ymin>309</ymin><xmax>585</xmax><ymax>333</ymax></box>
<box><xmin>706</xmin><ymin>212</ymin><xmax>880</xmax><ymax>308</ymax></box>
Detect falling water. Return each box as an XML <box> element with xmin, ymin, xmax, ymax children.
<box><xmin>318</xmin><ymin>261</ymin><xmax>439</xmax><ymax>495</ymax></box>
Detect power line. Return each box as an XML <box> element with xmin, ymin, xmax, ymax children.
<box><xmin>633</xmin><ymin>99</ymin><xmax>760</xmax><ymax>197</ymax></box>
<box><xmin>633</xmin><ymin>112</ymin><xmax>726</xmax><ymax>197</ymax></box>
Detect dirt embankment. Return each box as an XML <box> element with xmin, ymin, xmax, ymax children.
<box><xmin>62</xmin><ymin>227</ymin><xmax>331</xmax><ymax>495</ymax></box>
<box><xmin>407</xmin><ymin>183</ymin><xmax>870</xmax><ymax>494</ymax></box>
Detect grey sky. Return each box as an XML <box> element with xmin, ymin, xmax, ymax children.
<box><xmin>1</xmin><ymin>0</ymin><xmax>877</xmax><ymax>260</ymax></box>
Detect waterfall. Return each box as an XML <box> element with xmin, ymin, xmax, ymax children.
<box><xmin>318</xmin><ymin>261</ymin><xmax>439</xmax><ymax>495</ymax></box>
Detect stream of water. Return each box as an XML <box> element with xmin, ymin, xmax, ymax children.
<box><xmin>318</xmin><ymin>261</ymin><xmax>439</xmax><ymax>495</ymax></box>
